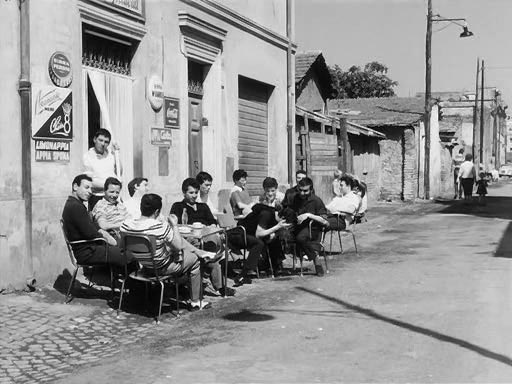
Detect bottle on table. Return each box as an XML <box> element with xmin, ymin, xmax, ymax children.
<box><xmin>181</xmin><ymin>209</ymin><xmax>188</xmax><ymax>225</ymax></box>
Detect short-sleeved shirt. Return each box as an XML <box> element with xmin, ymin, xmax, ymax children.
<box><xmin>120</xmin><ymin>218</ymin><xmax>175</xmax><ymax>270</ymax></box>
<box><xmin>92</xmin><ymin>198</ymin><xmax>129</xmax><ymax>229</ymax></box>
<box><xmin>198</xmin><ymin>194</ymin><xmax>218</xmax><ymax>215</ymax></box>
<box><xmin>170</xmin><ymin>200</ymin><xmax>216</xmax><ymax>226</ymax></box>
<box><xmin>326</xmin><ymin>191</ymin><xmax>361</xmax><ymax>216</ymax></box>
<box><xmin>123</xmin><ymin>196</ymin><xmax>141</xmax><ymax>219</ymax></box>
<box><xmin>230</xmin><ymin>185</ymin><xmax>251</xmax><ymax>216</ymax></box>
<box><xmin>239</xmin><ymin>204</ymin><xmax>278</xmax><ymax>237</ymax></box>
<box><xmin>82</xmin><ymin>148</ymin><xmax>117</xmax><ymax>194</ymax></box>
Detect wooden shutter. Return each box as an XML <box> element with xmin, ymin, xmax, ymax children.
<box><xmin>238</xmin><ymin>77</ymin><xmax>269</xmax><ymax>195</ymax></box>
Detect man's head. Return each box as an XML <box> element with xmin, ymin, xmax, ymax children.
<box><xmin>233</xmin><ymin>169</ymin><xmax>248</xmax><ymax>188</ymax></box>
<box><xmin>103</xmin><ymin>177</ymin><xmax>122</xmax><ymax>204</ymax></box>
<box><xmin>140</xmin><ymin>193</ymin><xmax>162</xmax><ymax>218</ymax></box>
<box><xmin>72</xmin><ymin>174</ymin><xmax>93</xmax><ymax>202</ymax></box>
<box><xmin>93</xmin><ymin>129</ymin><xmax>112</xmax><ymax>155</ymax></box>
<box><xmin>465</xmin><ymin>153</ymin><xmax>473</xmax><ymax>161</ymax></box>
<box><xmin>459</xmin><ymin>148</ymin><xmax>465</xmax><ymax>155</ymax></box>
<box><xmin>339</xmin><ymin>175</ymin><xmax>354</xmax><ymax>196</ymax></box>
<box><xmin>296</xmin><ymin>170</ymin><xmax>307</xmax><ymax>184</ymax></box>
<box><xmin>262</xmin><ymin>177</ymin><xmax>278</xmax><ymax>202</ymax></box>
<box><xmin>297</xmin><ymin>177</ymin><xmax>314</xmax><ymax>200</ymax></box>
<box><xmin>182</xmin><ymin>178</ymin><xmax>200</xmax><ymax>204</ymax></box>
<box><xmin>196</xmin><ymin>171</ymin><xmax>213</xmax><ymax>196</ymax></box>
<box><xmin>127</xmin><ymin>177</ymin><xmax>148</xmax><ymax>197</ymax></box>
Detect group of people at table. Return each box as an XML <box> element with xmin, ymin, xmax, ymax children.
<box><xmin>62</xmin><ymin>129</ymin><xmax>367</xmax><ymax>311</ymax></box>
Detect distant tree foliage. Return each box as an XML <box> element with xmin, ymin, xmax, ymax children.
<box><xmin>329</xmin><ymin>61</ymin><xmax>398</xmax><ymax>99</ymax></box>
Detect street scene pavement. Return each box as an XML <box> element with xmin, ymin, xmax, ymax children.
<box><xmin>2</xmin><ymin>181</ymin><xmax>512</xmax><ymax>383</ymax></box>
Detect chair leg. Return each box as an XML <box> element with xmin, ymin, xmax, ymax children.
<box><xmin>337</xmin><ymin>230</ymin><xmax>343</xmax><ymax>254</ymax></box>
<box><xmin>267</xmin><ymin>247</ymin><xmax>274</xmax><ymax>279</ymax></box>
<box><xmin>321</xmin><ymin>244</ymin><xmax>329</xmax><ymax>273</ymax></box>
<box><xmin>329</xmin><ymin>231</ymin><xmax>334</xmax><ymax>255</ymax></box>
<box><xmin>352</xmin><ymin>232</ymin><xmax>358</xmax><ymax>255</ymax></box>
<box><xmin>110</xmin><ymin>267</ymin><xmax>115</xmax><ymax>302</ymax></box>
<box><xmin>174</xmin><ymin>281</ymin><xmax>180</xmax><ymax>318</ymax></box>
<box><xmin>292</xmin><ymin>244</ymin><xmax>296</xmax><ymax>271</ymax></box>
<box><xmin>65</xmin><ymin>267</ymin><xmax>79</xmax><ymax>303</ymax></box>
<box><xmin>156</xmin><ymin>280</ymin><xmax>165</xmax><ymax>324</ymax></box>
<box><xmin>299</xmin><ymin>250</ymin><xmax>303</xmax><ymax>277</ymax></box>
<box><xmin>116</xmin><ymin>277</ymin><xmax>127</xmax><ymax>318</ymax></box>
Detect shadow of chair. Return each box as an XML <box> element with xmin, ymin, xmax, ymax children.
<box><xmin>60</xmin><ymin>219</ymin><xmax>114</xmax><ymax>304</ymax></box>
<box><xmin>118</xmin><ymin>233</ymin><xmax>182</xmax><ymax>324</ymax></box>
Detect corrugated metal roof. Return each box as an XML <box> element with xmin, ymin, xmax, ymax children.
<box><xmin>328</xmin><ymin>97</ymin><xmax>426</xmax><ymax>127</ymax></box>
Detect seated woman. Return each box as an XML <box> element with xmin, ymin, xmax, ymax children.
<box><xmin>325</xmin><ymin>174</ymin><xmax>361</xmax><ymax>230</ymax></box>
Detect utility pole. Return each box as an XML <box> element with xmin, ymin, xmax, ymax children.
<box><xmin>472</xmin><ymin>58</ymin><xmax>479</xmax><ymax>162</ymax></box>
<box><xmin>480</xmin><ymin>59</ymin><xmax>485</xmax><ymax>167</ymax></box>
<box><xmin>424</xmin><ymin>0</ymin><xmax>432</xmax><ymax>199</ymax></box>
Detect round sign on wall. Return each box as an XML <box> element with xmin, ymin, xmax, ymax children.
<box><xmin>147</xmin><ymin>75</ymin><xmax>164</xmax><ymax>111</ymax></box>
<box><xmin>48</xmin><ymin>52</ymin><xmax>72</xmax><ymax>88</ymax></box>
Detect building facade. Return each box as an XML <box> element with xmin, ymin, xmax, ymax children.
<box><xmin>1</xmin><ymin>0</ymin><xmax>294</xmax><ymax>289</ymax></box>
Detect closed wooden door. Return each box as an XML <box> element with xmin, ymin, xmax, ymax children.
<box><xmin>188</xmin><ymin>96</ymin><xmax>203</xmax><ymax>176</ymax></box>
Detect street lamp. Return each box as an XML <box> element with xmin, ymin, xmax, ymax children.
<box><xmin>424</xmin><ymin>0</ymin><xmax>474</xmax><ymax>199</ymax></box>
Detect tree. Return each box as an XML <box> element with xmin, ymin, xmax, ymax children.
<box><xmin>329</xmin><ymin>61</ymin><xmax>398</xmax><ymax>99</ymax></box>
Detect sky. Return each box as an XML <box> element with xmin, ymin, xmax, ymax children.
<box><xmin>295</xmin><ymin>0</ymin><xmax>512</xmax><ymax>104</ymax></box>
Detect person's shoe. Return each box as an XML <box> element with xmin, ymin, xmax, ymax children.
<box><xmin>218</xmin><ymin>286</ymin><xmax>236</xmax><ymax>297</ymax></box>
<box><xmin>188</xmin><ymin>300</ymin><xmax>212</xmax><ymax>312</ymax></box>
<box><xmin>315</xmin><ymin>264</ymin><xmax>325</xmax><ymax>277</ymax></box>
<box><xmin>234</xmin><ymin>275</ymin><xmax>252</xmax><ymax>287</ymax></box>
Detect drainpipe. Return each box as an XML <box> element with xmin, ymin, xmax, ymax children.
<box><xmin>18</xmin><ymin>0</ymin><xmax>33</xmax><ymax>274</ymax></box>
<box><xmin>286</xmin><ymin>0</ymin><xmax>294</xmax><ymax>185</ymax></box>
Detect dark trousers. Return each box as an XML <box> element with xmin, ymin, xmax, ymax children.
<box><xmin>294</xmin><ymin>224</ymin><xmax>322</xmax><ymax>264</ymax></box>
<box><xmin>228</xmin><ymin>230</ymin><xmax>265</xmax><ymax>272</ymax></box>
<box><xmin>75</xmin><ymin>244</ymin><xmax>132</xmax><ymax>267</ymax></box>
<box><xmin>461</xmin><ymin>178</ymin><xmax>474</xmax><ymax>198</ymax></box>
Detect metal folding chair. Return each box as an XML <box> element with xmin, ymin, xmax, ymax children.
<box><xmin>321</xmin><ymin>208</ymin><xmax>361</xmax><ymax>256</ymax></box>
<box><xmin>60</xmin><ymin>219</ymin><xmax>113</xmax><ymax>304</ymax></box>
<box><xmin>118</xmin><ymin>233</ymin><xmax>181</xmax><ymax>324</ymax></box>
<box><xmin>285</xmin><ymin>220</ymin><xmax>328</xmax><ymax>276</ymax></box>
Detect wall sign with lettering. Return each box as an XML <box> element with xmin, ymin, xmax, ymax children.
<box><xmin>48</xmin><ymin>52</ymin><xmax>72</xmax><ymax>88</ymax></box>
<box><xmin>147</xmin><ymin>75</ymin><xmax>163</xmax><ymax>111</ymax></box>
<box><xmin>164</xmin><ymin>97</ymin><xmax>180</xmax><ymax>128</ymax></box>
<box><xmin>151</xmin><ymin>127</ymin><xmax>172</xmax><ymax>147</ymax></box>
<box><xmin>34</xmin><ymin>140</ymin><xmax>70</xmax><ymax>163</ymax></box>
<box><xmin>32</xmin><ymin>84</ymin><xmax>73</xmax><ymax>141</ymax></box>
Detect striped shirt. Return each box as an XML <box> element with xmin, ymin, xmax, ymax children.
<box><xmin>120</xmin><ymin>218</ymin><xmax>175</xmax><ymax>270</ymax></box>
<box><xmin>92</xmin><ymin>198</ymin><xmax>129</xmax><ymax>228</ymax></box>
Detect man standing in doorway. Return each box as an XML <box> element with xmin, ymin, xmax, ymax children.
<box><xmin>83</xmin><ymin>129</ymin><xmax>121</xmax><ymax>210</ymax></box>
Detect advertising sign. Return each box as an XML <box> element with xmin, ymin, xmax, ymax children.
<box><xmin>34</xmin><ymin>140</ymin><xmax>70</xmax><ymax>163</ymax></box>
<box><xmin>100</xmin><ymin>0</ymin><xmax>143</xmax><ymax>16</ymax></box>
<box><xmin>48</xmin><ymin>52</ymin><xmax>72</xmax><ymax>88</ymax></box>
<box><xmin>151</xmin><ymin>127</ymin><xmax>172</xmax><ymax>147</ymax></box>
<box><xmin>32</xmin><ymin>84</ymin><xmax>73</xmax><ymax>141</ymax></box>
<box><xmin>164</xmin><ymin>97</ymin><xmax>180</xmax><ymax>128</ymax></box>
<box><xmin>147</xmin><ymin>75</ymin><xmax>163</xmax><ymax>111</ymax></box>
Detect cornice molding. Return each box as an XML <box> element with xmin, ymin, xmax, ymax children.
<box><xmin>78</xmin><ymin>2</ymin><xmax>147</xmax><ymax>41</ymax></box>
<box><xmin>178</xmin><ymin>11</ymin><xmax>227</xmax><ymax>42</ymax></box>
<box><xmin>180</xmin><ymin>0</ymin><xmax>297</xmax><ymax>52</ymax></box>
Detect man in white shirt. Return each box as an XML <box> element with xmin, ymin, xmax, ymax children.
<box><xmin>124</xmin><ymin>177</ymin><xmax>149</xmax><ymax>219</ymax></box>
<box><xmin>458</xmin><ymin>153</ymin><xmax>476</xmax><ymax>200</ymax></box>
<box><xmin>196</xmin><ymin>171</ymin><xmax>218</xmax><ymax>216</ymax></box>
<box><xmin>82</xmin><ymin>129</ymin><xmax>120</xmax><ymax>210</ymax></box>
<box><xmin>325</xmin><ymin>175</ymin><xmax>361</xmax><ymax>230</ymax></box>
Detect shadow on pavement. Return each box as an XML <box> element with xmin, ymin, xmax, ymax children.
<box><xmin>223</xmin><ymin>309</ymin><xmax>274</xmax><ymax>322</ymax></box>
<box><xmin>53</xmin><ymin>268</ymin><xmax>112</xmax><ymax>302</ymax></box>
<box><xmin>297</xmin><ymin>287</ymin><xmax>512</xmax><ymax>368</ymax></box>
<box><xmin>494</xmin><ymin>221</ymin><xmax>512</xmax><ymax>259</ymax></box>
<box><xmin>436</xmin><ymin>196</ymin><xmax>512</xmax><ymax>220</ymax></box>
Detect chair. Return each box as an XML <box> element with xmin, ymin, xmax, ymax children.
<box><xmin>217</xmin><ymin>210</ymin><xmax>248</xmax><ymax>273</ymax></box>
<box><xmin>321</xmin><ymin>207</ymin><xmax>361</xmax><ymax>256</ymax></box>
<box><xmin>285</xmin><ymin>220</ymin><xmax>328</xmax><ymax>276</ymax></box>
<box><xmin>118</xmin><ymin>233</ymin><xmax>181</xmax><ymax>324</ymax></box>
<box><xmin>60</xmin><ymin>219</ymin><xmax>113</xmax><ymax>304</ymax></box>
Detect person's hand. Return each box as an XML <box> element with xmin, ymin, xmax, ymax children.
<box><xmin>242</xmin><ymin>206</ymin><xmax>252</xmax><ymax>216</ymax></box>
<box><xmin>168</xmin><ymin>214</ymin><xmax>179</xmax><ymax>227</ymax></box>
<box><xmin>99</xmin><ymin>229</ymin><xmax>117</xmax><ymax>246</ymax></box>
<box><xmin>297</xmin><ymin>213</ymin><xmax>310</xmax><ymax>224</ymax></box>
<box><xmin>277</xmin><ymin>219</ymin><xmax>291</xmax><ymax>230</ymax></box>
<box><xmin>111</xmin><ymin>142</ymin><xmax>120</xmax><ymax>151</ymax></box>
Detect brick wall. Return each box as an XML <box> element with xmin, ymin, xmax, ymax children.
<box><xmin>378</xmin><ymin>128</ymin><xmax>404</xmax><ymax>201</ymax></box>
<box><xmin>403</xmin><ymin>127</ymin><xmax>418</xmax><ymax>200</ymax></box>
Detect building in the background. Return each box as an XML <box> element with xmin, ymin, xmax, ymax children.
<box><xmin>1</xmin><ymin>0</ymin><xmax>295</xmax><ymax>289</ymax></box>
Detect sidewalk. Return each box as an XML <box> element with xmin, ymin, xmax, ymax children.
<box><xmin>1</xmin><ymin>181</ymin><xmax>511</xmax><ymax>383</ymax></box>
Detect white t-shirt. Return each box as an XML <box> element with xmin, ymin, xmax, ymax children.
<box><xmin>124</xmin><ymin>196</ymin><xmax>141</xmax><ymax>219</ymax></box>
<box><xmin>326</xmin><ymin>191</ymin><xmax>361</xmax><ymax>216</ymax></box>
<box><xmin>82</xmin><ymin>148</ymin><xmax>117</xmax><ymax>194</ymax></box>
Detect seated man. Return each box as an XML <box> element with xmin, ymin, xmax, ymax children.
<box><xmin>289</xmin><ymin>177</ymin><xmax>329</xmax><ymax>276</ymax></box>
<box><xmin>230</xmin><ymin>203</ymin><xmax>291</xmax><ymax>285</ymax></box>
<box><xmin>92</xmin><ymin>177</ymin><xmax>128</xmax><ymax>242</ymax></box>
<box><xmin>170</xmin><ymin>178</ymin><xmax>216</xmax><ymax>226</ymax></box>
<box><xmin>229</xmin><ymin>169</ymin><xmax>253</xmax><ymax>217</ymax></box>
<box><xmin>282</xmin><ymin>169</ymin><xmax>307</xmax><ymax>208</ymax></box>
<box><xmin>325</xmin><ymin>175</ymin><xmax>361</xmax><ymax>230</ymax></box>
<box><xmin>121</xmin><ymin>194</ymin><xmax>235</xmax><ymax>309</ymax></box>
<box><xmin>196</xmin><ymin>171</ymin><xmax>218</xmax><ymax>216</ymax></box>
<box><xmin>259</xmin><ymin>177</ymin><xmax>285</xmax><ymax>208</ymax></box>
<box><xmin>62</xmin><ymin>174</ymin><xmax>131</xmax><ymax>267</ymax></box>
<box><xmin>124</xmin><ymin>177</ymin><xmax>149</xmax><ymax>219</ymax></box>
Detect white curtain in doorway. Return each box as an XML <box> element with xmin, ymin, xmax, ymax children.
<box><xmin>86</xmin><ymin>68</ymin><xmax>134</xmax><ymax>199</ymax></box>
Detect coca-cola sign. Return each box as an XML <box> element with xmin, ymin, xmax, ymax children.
<box><xmin>48</xmin><ymin>52</ymin><xmax>72</xmax><ymax>88</ymax></box>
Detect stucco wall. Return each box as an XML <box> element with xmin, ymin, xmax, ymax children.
<box><xmin>378</xmin><ymin>128</ymin><xmax>403</xmax><ymax>201</ymax></box>
<box><xmin>0</xmin><ymin>0</ymin><xmax>290</xmax><ymax>290</ymax></box>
